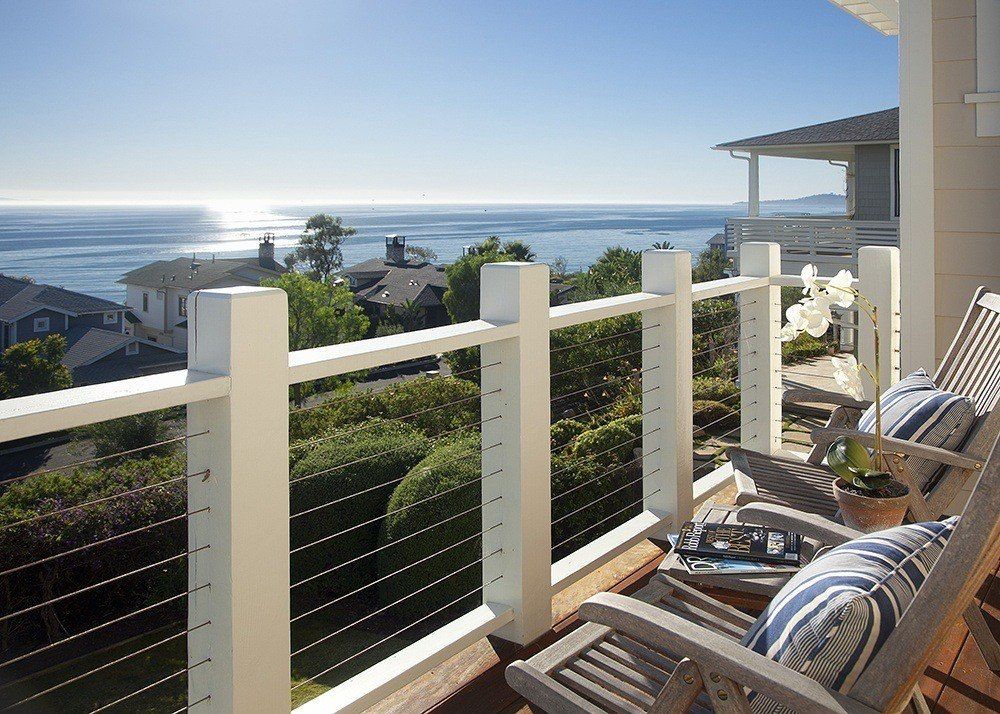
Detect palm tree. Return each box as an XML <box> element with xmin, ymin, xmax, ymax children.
<box><xmin>502</xmin><ymin>239</ymin><xmax>536</xmax><ymax>261</ymax></box>
<box><xmin>395</xmin><ymin>299</ymin><xmax>426</xmax><ymax>331</ymax></box>
<box><xmin>651</xmin><ymin>240</ymin><xmax>675</xmax><ymax>250</ymax></box>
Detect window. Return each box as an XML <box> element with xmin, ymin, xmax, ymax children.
<box><xmin>142</xmin><ymin>292</ymin><xmax>149</xmax><ymax>312</ymax></box>
<box><xmin>103</xmin><ymin>311</ymin><xmax>117</xmax><ymax>324</ymax></box>
<box><xmin>33</xmin><ymin>317</ymin><xmax>50</xmax><ymax>332</ymax></box>
<box><xmin>125</xmin><ymin>342</ymin><xmax>139</xmax><ymax>356</ymax></box>
<box><xmin>178</xmin><ymin>296</ymin><xmax>187</xmax><ymax>317</ymax></box>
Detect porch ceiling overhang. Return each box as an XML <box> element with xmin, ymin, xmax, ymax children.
<box><xmin>712</xmin><ymin>142</ymin><xmax>859</xmax><ymax>162</ymax></box>
<box><xmin>827</xmin><ymin>0</ymin><xmax>899</xmax><ymax>36</ymax></box>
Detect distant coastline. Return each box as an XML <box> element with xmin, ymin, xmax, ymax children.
<box><xmin>731</xmin><ymin>193</ymin><xmax>845</xmax><ymax>211</ymax></box>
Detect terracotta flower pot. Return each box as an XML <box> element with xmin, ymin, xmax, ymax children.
<box><xmin>832</xmin><ymin>478</ymin><xmax>910</xmax><ymax>533</ymax></box>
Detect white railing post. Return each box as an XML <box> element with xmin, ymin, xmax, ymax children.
<box><xmin>480</xmin><ymin>262</ymin><xmax>552</xmax><ymax>645</ymax></box>
<box><xmin>739</xmin><ymin>243</ymin><xmax>782</xmax><ymax>455</ymax></box>
<box><xmin>186</xmin><ymin>287</ymin><xmax>291</xmax><ymax>713</ymax></box>
<box><xmin>642</xmin><ymin>250</ymin><xmax>693</xmax><ymax>525</ymax></box>
<box><xmin>858</xmin><ymin>246</ymin><xmax>902</xmax><ymax>398</ymax></box>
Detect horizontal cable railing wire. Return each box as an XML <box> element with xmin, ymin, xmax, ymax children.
<box><xmin>288</xmin><ymin>361</ymin><xmax>502</xmax><ymax>416</ymax></box>
<box><xmin>290</xmin><ymin>389</ymin><xmax>501</xmax><ymax>451</ymax></box>
<box><xmin>171</xmin><ymin>694</ymin><xmax>211</xmax><ymax>714</ymax></box>
<box><xmin>550</xmin><ymin>430</ymin><xmax>658</xmax><ymax>479</ymax></box>
<box><xmin>693</xmin><ymin>301</ymin><xmax>754</xmax><ymax>321</ymax></box>
<box><xmin>695</xmin><ymin>316</ymin><xmax>756</xmax><ymax>339</ymax></box>
<box><xmin>290</xmin><ymin>462</ymin><xmax>502</xmax><ymax>555</ymax></box>
<box><xmin>552</xmin><ymin>490</ymin><xmax>661</xmax><ymax>552</ymax></box>
<box><xmin>692</xmin><ymin>334</ymin><xmax>757</xmax><ymax>360</ymax></box>
<box><xmin>291</xmin><ymin>548</ymin><xmax>502</xmax><ymax>656</ymax></box>
<box><xmin>552</xmin><ymin>449</ymin><xmax>659</xmax><ymax>504</ymax></box>
<box><xmin>4</xmin><ymin>621</ymin><xmax>210</xmax><ymax>708</ymax></box>
<box><xmin>694</xmin><ymin>405</ymin><xmax>755</xmax><ymax>434</ymax></box>
<box><xmin>0</xmin><ymin>430</ymin><xmax>209</xmax><ymax>488</ymax></box>
<box><xmin>89</xmin><ymin>657</ymin><xmax>211</xmax><ymax>714</ymax></box>
<box><xmin>550</xmin><ymin>345</ymin><xmax>659</xmax><ymax>378</ymax></box>
<box><xmin>290</xmin><ymin>575</ymin><xmax>503</xmax><ymax>693</ymax></box>
<box><xmin>0</xmin><ymin>583</ymin><xmax>211</xmax><ymax>671</ymax></box>
<box><xmin>693</xmin><ymin>352</ymin><xmax>752</xmax><ymax>378</ymax></box>
<box><xmin>549</xmin><ymin>324</ymin><xmax>659</xmax><ymax>356</ymax></box>
<box><xmin>550</xmin><ymin>366</ymin><xmax>659</xmax><ymax>404</ymax></box>
<box><xmin>290</xmin><ymin>495</ymin><xmax>502</xmax><ymax>591</ymax></box>
<box><xmin>551</xmin><ymin>470</ymin><xmax>652</xmax><ymax>527</ymax></box>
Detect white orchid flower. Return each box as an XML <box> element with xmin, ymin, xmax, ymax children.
<box><xmin>800</xmin><ymin>264</ymin><xmax>821</xmax><ymax>297</ymax></box>
<box><xmin>824</xmin><ymin>269</ymin><xmax>856</xmax><ymax>308</ymax></box>
<box><xmin>779</xmin><ymin>322</ymin><xmax>800</xmax><ymax>342</ymax></box>
<box><xmin>787</xmin><ymin>296</ymin><xmax>831</xmax><ymax>338</ymax></box>
<box><xmin>832</xmin><ymin>354</ymin><xmax>865</xmax><ymax>401</ymax></box>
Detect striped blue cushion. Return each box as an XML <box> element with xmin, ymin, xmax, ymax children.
<box><xmin>857</xmin><ymin>369</ymin><xmax>975</xmax><ymax>491</ymax></box>
<box><xmin>741</xmin><ymin>518</ymin><xmax>958</xmax><ymax>713</ymax></box>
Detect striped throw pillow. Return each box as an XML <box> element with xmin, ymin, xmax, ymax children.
<box><xmin>857</xmin><ymin>369</ymin><xmax>975</xmax><ymax>491</ymax></box>
<box><xmin>742</xmin><ymin>518</ymin><xmax>958</xmax><ymax>713</ymax></box>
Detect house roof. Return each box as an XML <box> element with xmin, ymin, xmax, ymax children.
<box><xmin>62</xmin><ymin>326</ymin><xmax>182</xmax><ymax>368</ymax></box>
<box><xmin>118</xmin><ymin>256</ymin><xmax>286</xmax><ymax>291</ymax></box>
<box><xmin>827</xmin><ymin>0</ymin><xmax>898</xmax><ymax>36</ymax></box>
<box><xmin>714</xmin><ymin>107</ymin><xmax>898</xmax><ymax>151</ymax></box>
<box><xmin>0</xmin><ymin>274</ymin><xmax>126</xmax><ymax>322</ymax></box>
<box><xmin>344</xmin><ymin>259</ymin><xmax>449</xmax><ymax>309</ymax></box>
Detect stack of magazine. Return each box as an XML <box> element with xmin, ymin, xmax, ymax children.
<box><xmin>668</xmin><ymin>521</ymin><xmax>802</xmax><ymax>576</ymax></box>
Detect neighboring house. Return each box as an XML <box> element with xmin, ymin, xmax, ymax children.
<box><xmin>715</xmin><ymin>107</ymin><xmax>901</xmax><ymax>275</ymax></box>
<box><xmin>118</xmin><ymin>235</ymin><xmax>287</xmax><ymax>349</ymax></box>
<box><xmin>342</xmin><ymin>235</ymin><xmax>577</xmax><ymax>330</ymax></box>
<box><xmin>342</xmin><ymin>236</ymin><xmax>450</xmax><ymax>328</ymax></box>
<box><xmin>0</xmin><ymin>273</ymin><xmax>183</xmax><ymax>386</ymax></box>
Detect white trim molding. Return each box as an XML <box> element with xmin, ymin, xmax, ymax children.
<box><xmin>965</xmin><ymin>0</ymin><xmax>1000</xmax><ymax>136</ymax></box>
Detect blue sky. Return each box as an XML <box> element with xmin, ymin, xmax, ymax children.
<box><xmin>0</xmin><ymin>1</ymin><xmax>898</xmax><ymax>204</ymax></box>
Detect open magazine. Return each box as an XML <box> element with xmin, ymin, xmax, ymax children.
<box><xmin>667</xmin><ymin>534</ymin><xmax>800</xmax><ymax>576</ymax></box>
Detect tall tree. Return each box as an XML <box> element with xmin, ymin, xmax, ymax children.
<box><xmin>261</xmin><ymin>272</ymin><xmax>370</xmax><ymax>404</ymax></box>
<box><xmin>0</xmin><ymin>335</ymin><xmax>72</xmax><ymax>398</ymax></box>
<box><xmin>405</xmin><ymin>245</ymin><xmax>438</xmax><ymax>263</ymax></box>
<box><xmin>287</xmin><ymin>214</ymin><xmax>357</xmax><ymax>282</ymax></box>
<box><xmin>443</xmin><ymin>239</ymin><xmax>535</xmax><ymax>323</ymax></box>
<box><xmin>501</xmin><ymin>239</ymin><xmax>536</xmax><ymax>261</ymax></box>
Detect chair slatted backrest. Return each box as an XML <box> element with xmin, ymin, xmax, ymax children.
<box><xmin>850</xmin><ymin>435</ymin><xmax>1000</xmax><ymax>712</ymax></box>
<box><xmin>920</xmin><ymin>288</ymin><xmax>1000</xmax><ymax>513</ymax></box>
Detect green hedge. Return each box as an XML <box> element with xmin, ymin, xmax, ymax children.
<box><xmin>693</xmin><ymin>400</ymin><xmax>739</xmax><ymax>431</ymax></box>
<box><xmin>377</xmin><ymin>436</ymin><xmax>484</xmax><ymax>622</ymax></box>
<box><xmin>0</xmin><ymin>455</ymin><xmax>187</xmax><ymax>648</ymax></box>
<box><xmin>550</xmin><ymin>418</ymin><xmax>587</xmax><ymax>450</ymax></box>
<box><xmin>781</xmin><ymin>332</ymin><xmax>832</xmax><ymax>365</ymax></box>
<box><xmin>692</xmin><ymin>376</ymin><xmax>739</xmax><ymax>403</ymax></box>
<box><xmin>289</xmin><ymin>376</ymin><xmax>481</xmax><ymax>443</ymax></box>
<box><xmin>289</xmin><ymin>419</ymin><xmax>432</xmax><ymax>603</ymax></box>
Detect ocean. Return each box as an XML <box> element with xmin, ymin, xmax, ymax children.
<box><xmin>0</xmin><ymin>203</ymin><xmax>748</xmax><ymax>301</ymax></box>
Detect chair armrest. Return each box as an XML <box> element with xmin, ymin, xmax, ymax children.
<box><xmin>811</xmin><ymin>427</ymin><xmax>985</xmax><ymax>470</ymax></box>
<box><xmin>579</xmin><ymin>593</ymin><xmax>877</xmax><ymax>714</ymax></box>
<box><xmin>736</xmin><ymin>503</ymin><xmax>862</xmax><ymax>546</ymax></box>
<box><xmin>784</xmin><ymin>388</ymin><xmax>872</xmax><ymax>410</ymax></box>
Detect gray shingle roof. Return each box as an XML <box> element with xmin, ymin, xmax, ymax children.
<box><xmin>0</xmin><ymin>274</ymin><xmax>125</xmax><ymax>322</ymax></box>
<box><xmin>61</xmin><ymin>327</ymin><xmax>185</xmax><ymax>385</ymax></box>
<box><xmin>118</xmin><ymin>256</ymin><xmax>286</xmax><ymax>291</ymax></box>
<box><xmin>715</xmin><ymin>107</ymin><xmax>898</xmax><ymax>149</ymax></box>
<box><xmin>345</xmin><ymin>259</ymin><xmax>448</xmax><ymax>308</ymax></box>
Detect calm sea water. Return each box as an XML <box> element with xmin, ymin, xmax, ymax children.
<box><xmin>0</xmin><ymin>203</ymin><xmax>747</xmax><ymax>301</ymax></box>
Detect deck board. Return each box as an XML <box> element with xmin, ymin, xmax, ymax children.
<box><xmin>377</xmin><ymin>550</ymin><xmax>1000</xmax><ymax>714</ymax></box>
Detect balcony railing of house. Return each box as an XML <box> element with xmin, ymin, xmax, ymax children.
<box><xmin>0</xmin><ymin>244</ymin><xmax>901</xmax><ymax>714</ymax></box>
<box><xmin>725</xmin><ymin>216</ymin><xmax>900</xmax><ymax>275</ymax></box>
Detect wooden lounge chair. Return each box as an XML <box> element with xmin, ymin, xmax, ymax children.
<box><xmin>730</xmin><ymin>287</ymin><xmax>1000</xmax><ymax>523</ymax></box>
<box><xmin>505</xmin><ymin>439</ymin><xmax>1000</xmax><ymax>714</ymax></box>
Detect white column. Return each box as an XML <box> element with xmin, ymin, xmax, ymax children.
<box><xmin>739</xmin><ymin>243</ymin><xmax>782</xmax><ymax>455</ymax></box>
<box><xmin>748</xmin><ymin>151</ymin><xmax>761</xmax><ymax>218</ymax></box>
<box><xmin>480</xmin><ymin>262</ymin><xmax>552</xmax><ymax>645</ymax></box>
<box><xmin>187</xmin><ymin>287</ymin><xmax>291</xmax><ymax>713</ymax></box>
<box><xmin>642</xmin><ymin>250</ymin><xmax>693</xmax><ymax>525</ymax></box>
<box><xmin>859</xmin><ymin>246</ymin><xmax>902</xmax><ymax>399</ymax></box>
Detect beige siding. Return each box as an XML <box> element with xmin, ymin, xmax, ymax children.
<box><xmin>933</xmin><ymin>0</ymin><xmax>1000</xmax><ymax>362</ymax></box>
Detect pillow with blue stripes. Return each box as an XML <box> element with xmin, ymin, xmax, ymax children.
<box><xmin>741</xmin><ymin>517</ymin><xmax>958</xmax><ymax>713</ymax></box>
<box><xmin>857</xmin><ymin>369</ymin><xmax>975</xmax><ymax>491</ymax></box>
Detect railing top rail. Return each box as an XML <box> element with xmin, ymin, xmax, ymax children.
<box><xmin>548</xmin><ymin>291</ymin><xmax>674</xmax><ymax>330</ymax></box>
<box><xmin>0</xmin><ymin>369</ymin><xmax>229</xmax><ymax>443</ymax></box>
<box><xmin>288</xmin><ymin>318</ymin><xmax>518</xmax><ymax>384</ymax></box>
<box><xmin>727</xmin><ymin>216</ymin><xmax>900</xmax><ymax>228</ymax></box>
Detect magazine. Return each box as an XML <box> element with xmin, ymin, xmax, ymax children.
<box><xmin>667</xmin><ymin>534</ymin><xmax>801</xmax><ymax>576</ymax></box>
<box><xmin>675</xmin><ymin>521</ymin><xmax>801</xmax><ymax>566</ymax></box>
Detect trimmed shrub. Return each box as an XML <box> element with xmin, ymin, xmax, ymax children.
<box><xmin>692</xmin><ymin>400</ymin><xmax>739</xmax><ymax>431</ymax></box>
<box><xmin>550</xmin><ymin>314</ymin><xmax>642</xmax><ymax>413</ymax></box>
<box><xmin>377</xmin><ymin>436</ymin><xmax>484</xmax><ymax>621</ymax></box>
<box><xmin>570</xmin><ymin>414</ymin><xmax>642</xmax><ymax>467</ymax></box>
<box><xmin>289</xmin><ymin>420</ymin><xmax>432</xmax><ymax>603</ymax></box>
<box><xmin>550</xmin><ymin>419</ymin><xmax>587</xmax><ymax>450</ymax></box>
<box><xmin>692</xmin><ymin>376</ymin><xmax>739</xmax><ymax>403</ymax></box>
<box><xmin>0</xmin><ymin>456</ymin><xmax>186</xmax><ymax>648</ymax></box>
<box><xmin>781</xmin><ymin>332</ymin><xmax>832</xmax><ymax>365</ymax></box>
<box><xmin>289</xmin><ymin>376</ymin><xmax>480</xmax><ymax>443</ymax></box>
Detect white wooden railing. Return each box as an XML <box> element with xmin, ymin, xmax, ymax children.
<box><xmin>0</xmin><ymin>243</ymin><xmax>902</xmax><ymax>714</ymax></box>
<box><xmin>725</xmin><ymin>217</ymin><xmax>899</xmax><ymax>275</ymax></box>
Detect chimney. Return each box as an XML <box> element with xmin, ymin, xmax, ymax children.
<box><xmin>259</xmin><ymin>233</ymin><xmax>276</xmax><ymax>269</ymax></box>
<box><xmin>385</xmin><ymin>234</ymin><xmax>405</xmax><ymax>263</ymax></box>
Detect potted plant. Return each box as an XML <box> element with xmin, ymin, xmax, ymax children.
<box><xmin>779</xmin><ymin>266</ymin><xmax>909</xmax><ymax>532</ymax></box>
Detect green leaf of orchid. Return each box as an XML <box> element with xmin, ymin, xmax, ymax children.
<box><xmin>827</xmin><ymin>436</ymin><xmax>873</xmax><ymax>482</ymax></box>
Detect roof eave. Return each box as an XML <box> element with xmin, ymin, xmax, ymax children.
<box><xmin>827</xmin><ymin>0</ymin><xmax>899</xmax><ymax>36</ymax></box>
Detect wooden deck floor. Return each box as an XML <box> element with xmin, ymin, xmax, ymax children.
<box><xmin>374</xmin><ymin>546</ymin><xmax>1000</xmax><ymax>714</ymax></box>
